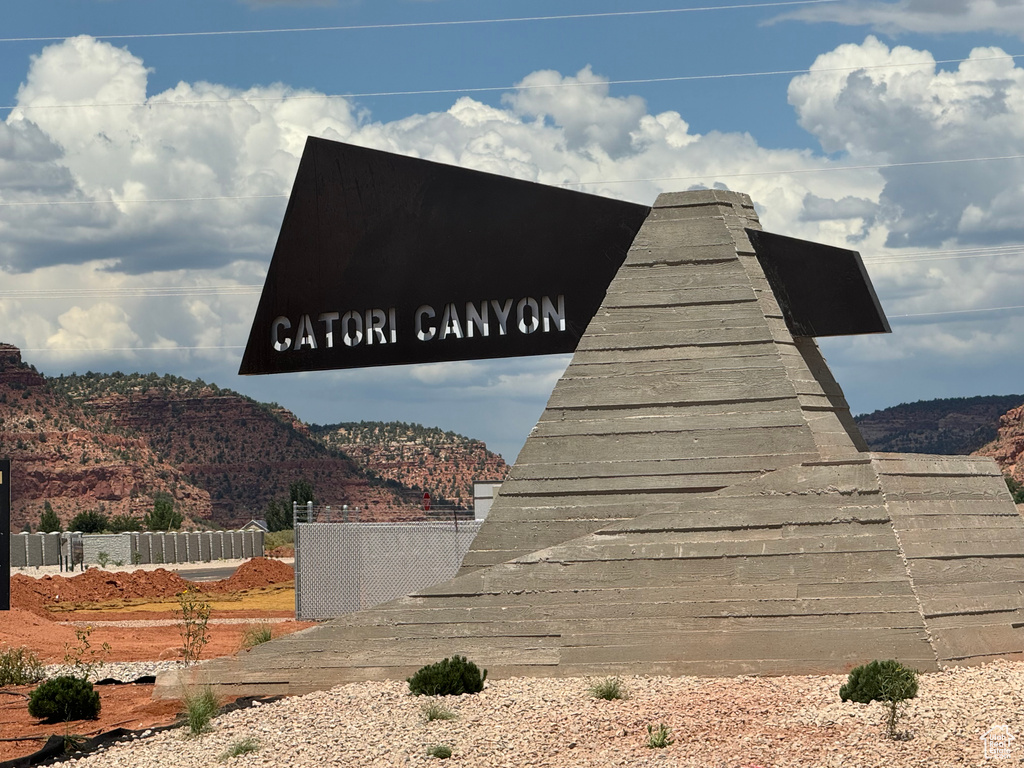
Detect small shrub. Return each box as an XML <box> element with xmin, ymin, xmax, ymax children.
<box><xmin>408</xmin><ymin>655</ymin><xmax>487</xmax><ymax>696</ymax></box>
<box><xmin>176</xmin><ymin>586</ymin><xmax>212</xmax><ymax>666</ymax></box>
<box><xmin>840</xmin><ymin>659</ymin><xmax>920</xmax><ymax>741</ymax></box>
<box><xmin>96</xmin><ymin>551</ymin><xmax>110</xmax><ymax>568</ymax></box>
<box><xmin>646</xmin><ymin>722</ymin><xmax>674</xmax><ymax>749</ymax></box>
<box><xmin>240</xmin><ymin>624</ymin><xmax>273</xmax><ymax>650</ymax></box>
<box><xmin>421</xmin><ymin>700</ymin><xmax>458</xmax><ymax>721</ymax></box>
<box><xmin>839</xmin><ymin>660</ymin><xmax>919</xmax><ymax>704</ymax></box>
<box><xmin>0</xmin><ymin>646</ymin><xmax>46</xmax><ymax>686</ymax></box>
<box><xmin>181</xmin><ymin>684</ymin><xmax>220</xmax><ymax>737</ymax></box>
<box><xmin>218</xmin><ymin>736</ymin><xmax>260</xmax><ymax>761</ymax></box>
<box><xmin>426</xmin><ymin>744</ymin><xmax>453</xmax><ymax>759</ymax></box>
<box><xmin>27</xmin><ymin>676</ymin><xmax>101</xmax><ymax>722</ymax></box>
<box><xmin>589</xmin><ymin>676</ymin><xmax>628</xmax><ymax>701</ymax></box>
<box><xmin>63</xmin><ymin>625</ymin><xmax>111</xmax><ymax>680</ymax></box>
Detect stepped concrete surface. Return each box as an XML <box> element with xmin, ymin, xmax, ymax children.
<box><xmin>160</xmin><ymin>190</ymin><xmax>1024</xmax><ymax>698</ymax></box>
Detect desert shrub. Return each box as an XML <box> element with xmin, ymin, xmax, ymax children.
<box><xmin>408</xmin><ymin>655</ymin><xmax>487</xmax><ymax>696</ymax></box>
<box><xmin>646</xmin><ymin>723</ymin><xmax>674</xmax><ymax>749</ymax></box>
<box><xmin>181</xmin><ymin>684</ymin><xmax>220</xmax><ymax>737</ymax></box>
<box><xmin>0</xmin><ymin>646</ymin><xmax>46</xmax><ymax>686</ymax></box>
<box><xmin>27</xmin><ymin>676</ymin><xmax>101</xmax><ymax>722</ymax></box>
<box><xmin>264</xmin><ymin>529</ymin><xmax>295</xmax><ymax>550</ymax></box>
<box><xmin>589</xmin><ymin>677</ymin><xmax>628</xmax><ymax>700</ymax></box>
<box><xmin>240</xmin><ymin>624</ymin><xmax>273</xmax><ymax>649</ymax></box>
<box><xmin>426</xmin><ymin>744</ymin><xmax>453</xmax><ymax>759</ymax></box>
<box><xmin>176</xmin><ymin>586</ymin><xmax>211</xmax><ymax>665</ymax></box>
<box><xmin>421</xmin><ymin>700</ymin><xmax>458</xmax><ymax>721</ymax></box>
<box><xmin>839</xmin><ymin>659</ymin><xmax>919</xmax><ymax>704</ymax></box>
<box><xmin>219</xmin><ymin>736</ymin><xmax>260</xmax><ymax>761</ymax></box>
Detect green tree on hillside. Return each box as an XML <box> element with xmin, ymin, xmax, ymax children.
<box><xmin>107</xmin><ymin>514</ymin><xmax>143</xmax><ymax>533</ymax></box>
<box><xmin>39</xmin><ymin>502</ymin><xmax>61</xmax><ymax>533</ymax></box>
<box><xmin>69</xmin><ymin>509</ymin><xmax>108</xmax><ymax>533</ymax></box>
<box><xmin>264</xmin><ymin>480</ymin><xmax>315</xmax><ymax>532</ymax></box>
<box><xmin>290</xmin><ymin>479</ymin><xmax>314</xmax><ymax>508</ymax></box>
<box><xmin>264</xmin><ymin>499</ymin><xmax>290</xmax><ymax>533</ymax></box>
<box><xmin>144</xmin><ymin>493</ymin><xmax>183</xmax><ymax>531</ymax></box>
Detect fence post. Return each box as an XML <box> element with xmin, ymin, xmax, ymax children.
<box><xmin>293</xmin><ymin>501</ymin><xmax>301</xmax><ymax>619</ymax></box>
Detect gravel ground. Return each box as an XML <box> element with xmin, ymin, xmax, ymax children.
<box><xmin>44</xmin><ymin>660</ymin><xmax>186</xmax><ymax>683</ymax></box>
<box><xmin>62</xmin><ymin>660</ymin><xmax>1024</xmax><ymax>767</ymax></box>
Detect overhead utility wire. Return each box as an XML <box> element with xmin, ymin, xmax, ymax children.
<box><xmin>568</xmin><ymin>153</ymin><xmax>1024</xmax><ymax>186</ymax></box>
<box><xmin>0</xmin><ymin>286</ymin><xmax>262</xmax><ymax>299</ymax></box>
<box><xmin>890</xmin><ymin>304</ymin><xmax>1024</xmax><ymax>319</ymax></box>
<box><xmin>5</xmin><ymin>153</ymin><xmax>1024</xmax><ymax>209</ymax></box>
<box><xmin>0</xmin><ymin>0</ymin><xmax>838</xmax><ymax>43</ymax></box>
<box><xmin>4</xmin><ymin>53</ymin><xmax>1017</xmax><ymax>113</ymax></box>
<box><xmin>19</xmin><ymin>345</ymin><xmax>245</xmax><ymax>352</ymax></box>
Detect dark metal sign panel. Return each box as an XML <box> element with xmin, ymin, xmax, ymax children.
<box><xmin>1</xmin><ymin>459</ymin><xmax>9</xmax><ymax>611</ymax></box>
<box><xmin>240</xmin><ymin>138</ymin><xmax>650</xmax><ymax>375</ymax></box>
<box><xmin>746</xmin><ymin>229</ymin><xmax>891</xmax><ymax>338</ymax></box>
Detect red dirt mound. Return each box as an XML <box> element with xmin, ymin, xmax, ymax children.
<box><xmin>10</xmin><ymin>559</ymin><xmax>294</xmax><ymax>616</ymax></box>
<box><xmin>12</xmin><ymin>568</ymin><xmax>194</xmax><ymax>617</ymax></box>
<box><xmin>206</xmin><ymin>557</ymin><xmax>294</xmax><ymax>593</ymax></box>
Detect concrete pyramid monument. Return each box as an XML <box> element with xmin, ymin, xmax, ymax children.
<box><xmin>179</xmin><ymin>186</ymin><xmax>1024</xmax><ymax>698</ymax></box>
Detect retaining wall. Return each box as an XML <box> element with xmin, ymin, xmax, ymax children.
<box><xmin>9</xmin><ymin>530</ymin><xmax>264</xmax><ymax>569</ymax></box>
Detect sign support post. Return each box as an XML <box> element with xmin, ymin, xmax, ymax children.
<box><xmin>1</xmin><ymin>459</ymin><xmax>10</xmax><ymax>611</ymax></box>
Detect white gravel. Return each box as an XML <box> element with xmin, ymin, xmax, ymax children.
<box><xmin>62</xmin><ymin>660</ymin><xmax>1024</xmax><ymax>767</ymax></box>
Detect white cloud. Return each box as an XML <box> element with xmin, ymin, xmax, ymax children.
<box><xmin>5</xmin><ymin>34</ymin><xmax>1024</xmax><ymax>454</ymax></box>
<box><xmin>789</xmin><ymin>37</ymin><xmax>1024</xmax><ymax>248</ymax></box>
<box><xmin>775</xmin><ymin>0</ymin><xmax>1024</xmax><ymax>39</ymax></box>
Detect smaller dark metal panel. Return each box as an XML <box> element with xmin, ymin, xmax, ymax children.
<box><xmin>1</xmin><ymin>459</ymin><xmax>10</xmax><ymax>611</ymax></box>
<box><xmin>239</xmin><ymin>138</ymin><xmax>651</xmax><ymax>375</ymax></box>
<box><xmin>746</xmin><ymin>229</ymin><xmax>891</xmax><ymax>338</ymax></box>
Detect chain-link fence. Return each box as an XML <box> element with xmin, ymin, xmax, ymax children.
<box><xmin>292</xmin><ymin>503</ymin><xmax>483</xmax><ymax>620</ymax></box>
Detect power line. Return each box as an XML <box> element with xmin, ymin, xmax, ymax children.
<box><xmin>864</xmin><ymin>244</ymin><xmax>1024</xmax><ymax>265</ymax></box>
<box><xmin>0</xmin><ymin>1</ymin><xmax>838</xmax><ymax>44</ymax></box>
<box><xmin>567</xmin><ymin>153</ymin><xmax>1024</xmax><ymax>186</ymax></box>
<box><xmin>890</xmin><ymin>304</ymin><xmax>1024</xmax><ymax>319</ymax></box>
<box><xmin>0</xmin><ymin>286</ymin><xmax>262</xmax><ymax>299</ymax></box>
<box><xmin>20</xmin><ymin>345</ymin><xmax>245</xmax><ymax>352</ymax></box>
<box><xmin>4</xmin><ymin>53</ymin><xmax>1017</xmax><ymax>113</ymax></box>
<box><xmin>4</xmin><ymin>152</ymin><xmax>1024</xmax><ymax>209</ymax></box>
<box><xmin>0</xmin><ymin>194</ymin><xmax>285</xmax><ymax>208</ymax></box>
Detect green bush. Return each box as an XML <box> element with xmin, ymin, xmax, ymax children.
<box><xmin>646</xmin><ymin>723</ymin><xmax>674</xmax><ymax>749</ymax></box>
<box><xmin>408</xmin><ymin>655</ymin><xmax>487</xmax><ymax>696</ymax></box>
<box><xmin>589</xmin><ymin>677</ymin><xmax>628</xmax><ymax>700</ymax></box>
<box><xmin>181</xmin><ymin>684</ymin><xmax>220</xmax><ymax>737</ymax></box>
<box><xmin>0</xmin><ymin>646</ymin><xmax>46</xmax><ymax>686</ymax></box>
<box><xmin>426</xmin><ymin>744</ymin><xmax>453</xmax><ymax>759</ymax></box>
<box><xmin>840</xmin><ymin>659</ymin><xmax>919</xmax><ymax>704</ymax></box>
<box><xmin>421</xmin><ymin>700</ymin><xmax>458</xmax><ymax>721</ymax></box>
<box><xmin>27</xmin><ymin>676</ymin><xmax>101</xmax><ymax>722</ymax></box>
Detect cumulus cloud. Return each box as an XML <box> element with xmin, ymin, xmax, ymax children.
<box><xmin>774</xmin><ymin>0</ymin><xmax>1024</xmax><ymax>39</ymax></box>
<box><xmin>789</xmin><ymin>36</ymin><xmax>1024</xmax><ymax>248</ymax></box>
<box><xmin>5</xmin><ymin>34</ymin><xmax>1024</xmax><ymax>455</ymax></box>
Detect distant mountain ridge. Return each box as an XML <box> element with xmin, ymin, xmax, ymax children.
<box><xmin>310</xmin><ymin>421</ymin><xmax>508</xmax><ymax>506</ymax></box>
<box><xmin>0</xmin><ymin>344</ymin><xmax>507</xmax><ymax>532</ymax></box>
<box><xmin>853</xmin><ymin>394</ymin><xmax>1024</xmax><ymax>455</ymax></box>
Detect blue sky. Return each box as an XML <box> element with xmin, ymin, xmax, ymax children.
<box><xmin>3</xmin><ymin>0</ymin><xmax>1024</xmax><ymax>461</ymax></box>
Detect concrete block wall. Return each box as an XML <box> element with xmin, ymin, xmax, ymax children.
<box><xmin>10</xmin><ymin>530</ymin><xmax>264</xmax><ymax>568</ymax></box>
<box><xmin>81</xmin><ymin>533</ymin><xmax>135</xmax><ymax>565</ymax></box>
